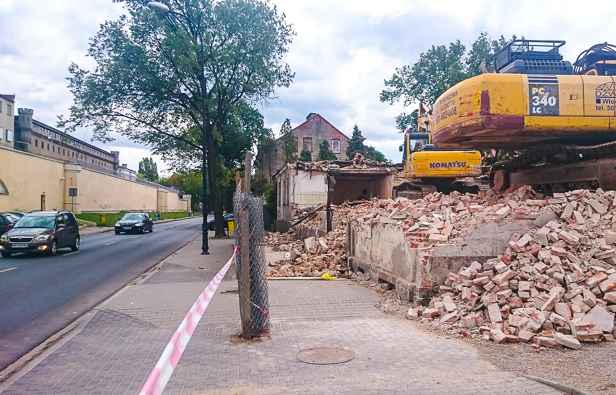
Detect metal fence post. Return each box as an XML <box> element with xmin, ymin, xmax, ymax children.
<box><xmin>240</xmin><ymin>210</ymin><xmax>252</xmax><ymax>340</ymax></box>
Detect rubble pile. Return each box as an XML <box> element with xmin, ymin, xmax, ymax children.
<box><xmin>266</xmin><ymin>186</ymin><xmax>559</xmax><ymax>277</ymax></box>
<box><xmin>265</xmin><ymin>226</ymin><xmax>347</xmax><ymax>277</ymax></box>
<box><xmin>409</xmin><ymin>188</ymin><xmax>616</xmax><ymax>349</ymax></box>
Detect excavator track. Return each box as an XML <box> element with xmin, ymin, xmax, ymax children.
<box><xmin>489</xmin><ymin>140</ymin><xmax>616</xmax><ymax>193</ymax></box>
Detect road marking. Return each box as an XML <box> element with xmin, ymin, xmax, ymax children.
<box><xmin>105</xmin><ymin>242</ymin><xmax>116</xmax><ymax>246</ymax></box>
<box><xmin>64</xmin><ymin>251</ymin><xmax>82</xmax><ymax>257</ymax></box>
<box><xmin>0</xmin><ymin>267</ymin><xmax>17</xmax><ymax>274</ymax></box>
<box><xmin>131</xmin><ymin>236</ymin><xmax>138</xmax><ymax>239</ymax></box>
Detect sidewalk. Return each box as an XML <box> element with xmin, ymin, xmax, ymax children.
<box><xmin>0</xmin><ymin>236</ymin><xmax>561</xmax><ymax>394</ymax></box>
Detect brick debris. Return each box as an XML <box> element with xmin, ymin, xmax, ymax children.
<box><xmin>266</xmin><ymin>185</ymin><xmax>616</xmax><ymax>349</ymax></box>
<box><xmin>409</xmin><ymin>188</ymin><xmax>616</xmax><ymax>349</ymax></box>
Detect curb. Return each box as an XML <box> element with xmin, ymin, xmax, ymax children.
<box><xmin>0</xmin><ymin>233</ymin><xmax>202</xmax><ymax>388</ymax></box>
<box><xmin>525</xmin><ymin>375</ymin><xmax>594</xmax><ymax>395</ymax></box>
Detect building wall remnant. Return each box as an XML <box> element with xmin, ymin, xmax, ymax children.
<box><xmin>347</xmin><ymin>221</ymin><xmax>528</xmax><ymax>302</ymax></box>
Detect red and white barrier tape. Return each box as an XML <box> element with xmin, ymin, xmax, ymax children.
<box><xmin>139</xmin><ymin>251</ymin><xmax>236</xmax><ymax>395</ymax></box>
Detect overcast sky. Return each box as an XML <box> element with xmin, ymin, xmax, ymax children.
<box><xmin>2</xmin><ymin>0</ymin><xmax>616</xmax><ymax>173</ymax></box>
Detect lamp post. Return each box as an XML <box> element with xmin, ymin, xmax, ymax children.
<box><xmin>147</xmin><ymin>1</ymin><xmax>209</xmax><ymax>254</ymax></box>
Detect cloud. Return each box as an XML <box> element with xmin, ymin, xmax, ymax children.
<box><xmin>4</xmin><ymin>0</ymin><xmax>616</xmax><ymax>167</ymax></box>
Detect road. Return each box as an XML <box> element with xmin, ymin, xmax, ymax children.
<box><xmin>0</xmin><ymin>216</ymin><xmax>208</xmax><ymax>371</ymax></box>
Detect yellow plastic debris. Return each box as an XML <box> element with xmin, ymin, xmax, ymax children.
<box><xmin>321</xmin><ymin>273</ymin><xmax>337</xmax><ymax>280</ymax></box>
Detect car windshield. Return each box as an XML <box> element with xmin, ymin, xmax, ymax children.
<box><xmin>15</xmin><ymin>216</ymin><xmax>55</xmax><ymax>229</ymax></box>
<box><xmin>122</xmin><ymin>214</ymin><xmax>144</xmax><ymax>221</ymax></box>
<box><xmin>5</xmin><ymin>214</ymin><xmax>19</xmax><ymax>222</ymax></box>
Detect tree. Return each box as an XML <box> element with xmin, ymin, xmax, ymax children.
<box><xmin>299</xmin><ymin>149</ymin><xmax>312</xmax><ymax>161</ymax></box>
<box><xmin>250</xmin><ymin>171</ymin><xmax>270</xmax><ymax>197</ymax></box>
<box><xmin>317</xmin><ymin>139</ymin><xmax>336</xmax><ymax>161</ymax></box>
<box><xmin>159</xmin><ymin>169</ymin><xmax>203</xmax><ymax>210</ymax></box>
<box><xmin>364</xmin><ymin>146</ymin><xmax>387</xmax><ymax>162</ymax></box>
<box><xmin>279</xmin><ymin>118</ymin><xmax>297</xmax><ymax>164</ymax></box>
<box><xmin>345</xmin><ymin>124</ymin><xmax>387</xmax><ymax>162</ymax></box>
<box><xmin>346</xmin><ymin>125</ymin><xmax>366</xmax><ymax>160</ymax></box>
<box><xmin>138</xmin><ymin>157</ymin><xmax>159</xmax><ymax>181</ymax></box>
<box><xmin>58</xmin><ymin>0</ymin><xmax>295</xmax><ymax>243</ymax></box>
<box><xmin>380</xmin><ymin>32</ymin><xmax>517</xmax><ymax>109</ymax></box>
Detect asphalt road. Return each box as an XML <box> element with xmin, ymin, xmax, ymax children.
<box><xmin>0</xmin><ymin>217</ymin><xmax>207</xmax><ymax>371</ymax></box>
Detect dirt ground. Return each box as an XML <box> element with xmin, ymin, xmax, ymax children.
<box><xmin>355</xmin><ymin>274</ymin><xmax>616</xmax><ymax>395</ymax></box>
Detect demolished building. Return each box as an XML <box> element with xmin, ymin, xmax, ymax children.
<box><xmin>274</xmin><ymin>159</ymin><xmax>397</xmax><ymax>232</ymax></box>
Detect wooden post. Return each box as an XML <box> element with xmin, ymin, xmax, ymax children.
<box><xmin>244</xmin><ymin>152</ymin><xmax>252</xmax><ymax>194</ymax></box>
<box><xmin>240</xmin><ymin>211</ymin><xmax>251</xmax><ymax>340</ymax></box>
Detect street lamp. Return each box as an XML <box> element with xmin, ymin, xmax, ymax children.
<box><xmin>147</xmin><ymin>1</ymin><xmax>210</xmax><ymax>254</ymax></box>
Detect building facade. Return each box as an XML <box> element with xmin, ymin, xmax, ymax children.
<box><xmin>14</xmin><ymin>108</ymin><xmax>120</xmax><ymax>171</ymax></box>
<box><xmin>0</xmin><ymin>94</ymin><xmax>15</xmax><ymax>149</ymax></box>
<box><xmin>257</xmin><ymin>113</ymin><xmax>351</xmax><ymax>180</ymax></box>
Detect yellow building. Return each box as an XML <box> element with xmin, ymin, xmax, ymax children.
<box><xmin>0</xmin><ymin>146</ymin><xmax>190</xmax><ymax>213</ymax></box>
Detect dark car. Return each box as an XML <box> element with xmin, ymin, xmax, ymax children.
<box><xmin>6</xmin><ymin>212</ymin><xmax>25</xmax><ymax>220</ymax></box>
<box><xmin>0</xmin><ymin>213</ymin><xmax>18</xmax><ymax>237</ymax></box>
<box><xmin>0</xmin><ymin>211</ymin><xmax>80</xmax><ymax>257</ymax></box>
<box><xmin>208</xmin><ymin>213</ymin><xmax>234</xmax><ymax>231</ymax></box>
<box><xmin>115</xmin><ymin>213</ymin><xmax>153</xmax><ymax>234</ymax></box>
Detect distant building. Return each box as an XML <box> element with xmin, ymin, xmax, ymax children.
<box><xmin>256</xmin><ymin>113</ymin><xmax>351</xmax><ymax>180</ymax></box>
<box><xmin>14</xmin><ymin>108</ymin><xmax>120</xmax><ymax>172</ymax></box>
<box><xmin>0</xmin><ymin>94</ymin><xmax>16</xmax><ymax>149</ymax></box>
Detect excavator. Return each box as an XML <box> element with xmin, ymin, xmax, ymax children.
<box><xmin>394</xmin><ymin>103</ymin><xmax>484</xmax><ymax>199</ymax></box>
<box><xmin>428</xmin><ymin>39</ymin><xmax>616</xmax><ymax>193</ymax></box>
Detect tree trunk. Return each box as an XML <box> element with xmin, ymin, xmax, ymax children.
<box><xmin>207</xmin><ymin>126</ymin><xmax>226</xmax><ymax>237</ymax></box>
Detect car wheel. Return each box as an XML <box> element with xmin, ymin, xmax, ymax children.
<box><xmin>1</xmin><ymin>251</ymin><xmax>11</xmax><ymax>258</ymax></box>
<box><xmin>71</xmin><ymin>236</ymin><xmax>80</xmax><ymax>251</ymax></box>
<box><xmin>149</xmin><ymin>225</ymin><xmax>153</xmax><ymax>233</ymax></box>
<box><xmin>49</xmin><ymin>240</ymin><xmax>58</xmax><ymax>256</ymax></box>
<box><xmin>115</xmin><ymin>230</ymin><xmax>120</xmax><ymax>235</ymax></box>
<box><xmin>140</xmin><ymin>227</ymin><xmax>145</xmax><ymax>234</ymax></box>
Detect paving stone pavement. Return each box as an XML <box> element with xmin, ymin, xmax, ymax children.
<box><xmin>0</xmin><ymin>237</ymin><xmax>562</xmax><ymax>395</ymax></box>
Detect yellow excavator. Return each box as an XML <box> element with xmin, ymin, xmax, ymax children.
<box><xmin>394</xmin><ymin>103</ymin><xmax>483</xmax><ymax>199</ymax></box>
<box><xmin>429</xmin><ymin>40</ymin><xmax>616</xmax><ymax>193</ymax></box>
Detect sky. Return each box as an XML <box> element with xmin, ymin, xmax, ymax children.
<box><xmin>2</xmin><ymin>0</ymin><xmax>616</xmax><ymax>173</ymax></box>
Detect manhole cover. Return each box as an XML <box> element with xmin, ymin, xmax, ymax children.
<box><xmin>296</xmin><ymin>347</ymin><xmax>355</xmax><ymax>365</ymax></box>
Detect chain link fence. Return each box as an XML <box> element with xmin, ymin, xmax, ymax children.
<box><xmin>234</xmin><ymin>193</ymin><xmax>270</xmax><ymax>334</ymax></box>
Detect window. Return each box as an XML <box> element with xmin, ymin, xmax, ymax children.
<box><xmin>6</xmin><ymin>130</ymin><xmax>13</xmax><ymax>142</ymax></box>
<box><xmin>331</xmin><ymin>139</ymin><xmax>341</xmax><ymax>154</ymax></box>
<box><xmin>293</xmin><ymin>137</ymin><xmax>298</xmax><ymax>151</ymax></box>
<box><xmin>47</xmin><ymin>143</ymin><xmax>50</xmax><ymax>150</ymax></box>
<box><xmin>0</xmin><ymin>102</ymin><xmax>2</xmax><ymax>113</ymax></box>
<box><xmin>0</xmin><ymin>127</ymin><xmax>3</xmax><ymax>140</ymax></box>
<box><xmin>53</xmin><ymin>146</ymin><xmax>55</xmax><ymax>153</ymax></box>
<box><xmin>35</xmin><ymin>139</ymin><xmax>38</xmax><ymax>147</ymax></box>
<box><xmin>7</xmin><ymin>104</ymin><xmax>11</xmax><ymax>116</ymax></box>
<box><xmin>303</xmin><ymin>137</ymin><xmax>312</xmax><ymax>152</ymax></box>
<box><xmin>63</xmin><ymin>149</ymin><xmax>66</xmax><ymax>155</ymax></box>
